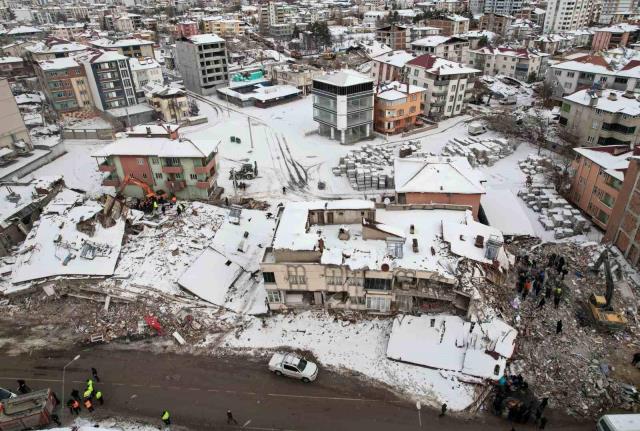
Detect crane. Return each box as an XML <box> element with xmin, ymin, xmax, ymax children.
<box><xmin>588</xmin><ymin>247</ymin><xmax>627</xmax><ymax>331</ymax></box>
<box><xmin>118</xmin><ymin>176</ymin><xmax>168</xmax><ymax>201</ymax></box>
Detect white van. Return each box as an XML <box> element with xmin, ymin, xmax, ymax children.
<box><xmin>597</xmin><ymin>414</ymin><xmax>640</xmax><ymax>431</ymax></box>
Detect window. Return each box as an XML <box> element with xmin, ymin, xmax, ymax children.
<box><xmin>348</xmin><ymin>277</ymin><xmax>364</xmax><ymax>286</ymax></box>
<box><xmin>155</xmin><ymin>173</ymin><xmax>163</xmax><ymax>179</ymax></box>
<box><xmin>151</xmin><ymin>157</ymin><xmax>159</xmax><ymax>164</ymax></box>
<box><xmin>366</xmin><ymin>296</ymin><xmax>391</xmax><ymax>312</ymax></box>
<box><xmin>567</xmin><ymin>72</ymin><xmax>575</xmax><ymax>78</ymax></box>
<box><xmin>326</xmin><ymin>275</ymin><xmax>342</xmax><ymax>285</ymax></box>
<box><xmin>283</xmin><ymin>364</ymin><xmax>298</xmax><ymax>372</ymax></box>
<box><xmin>136</xmin><ymin>158</ymin><xmax>144</xmax><ymax>165</ymax></box>
<box><xmin>364</xmin><ymin>278</ymin><xmax>391</xmax><ymax>291</ymax></box>
<box><xmin>289</xmin><ymin>274</ymin><xmax>306</xmax><ymax>284</ymax></box>
<box><xmin>266</xmin><ymin>289</ymin><xmax>281</xmax><ymax>302</ymax></box>
<box><xmin>142</xmin><ymin>173</ymin><xmax>147</xmax><ymax>179</ymax></box>
<box><xmin>189</xmin><ymin>173</ymin><xmax>197</xmax><ymax>180</ymax></box>
<box><xmin>592</xmin><ymin>120</ymin><xmax>599</xmax><ymax>129</ymax></box>
<box><xmin>263</xmin><ymin>272</ymin><xmax>276</xmax><ymax>283</ymax></box>
<box><xmin>587</xmin><ymin>135</ymin><xmax>595</xmax><ymax>143</ymax></box>
<box><xmin>175</xmin><ymin>173</ymin><xmax>183</xmax><ymax>179</ymax></box>
<box><xmin>413</xmin><ymin>69</ymin><xmax>418</xmax><ymax>76</ymax></box>
<box><xmin>561</xmin><ymin>103</ymin><xmax>571</xmax><ymax>113</ymax></box>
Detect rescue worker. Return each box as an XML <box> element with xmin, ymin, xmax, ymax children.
<box><xmin>162</xmin><ymin>410</ymin><xmax>171</xmax><ymax>426</ymax></box>
<box><xmin>91</xmin><ymin>367</ymin><xmax>100</xmax><ymax>383</ymax></box>
<box><xmin>84</xmin><ymin>398</ymin><xmax>94</xmax><ymax>412</ymax></box>
<box><xmin>83</xmin><ymin>386</ymin><xmax>93</xmax><ymax>400</ymax></box>
<box><xmin>72</xmin><ymin>399</ymin><xmax>81</xmax><ymax>415</ymax></box>
<box><xmin>86</xmin><ymin>378</ymin><xmax>94</xmax><ymax>390</ymax></box>
<box><xmin>227</xmin><ymin>410</ymin><xmax>238</xmax><ymax>425</ymax></box>
<box><xmin>95</xmin><ymin>390</ymin><xmax>104</xmax><ymax>405</ymax></box>
<box><xmin>16</xmin><ymin>380</ymin><xmax>30</xmax><ymax>394</ymax></box>
<box><xmin>553</xmin><ymin>287</ymin><xmax>562</xmax><ymax>309</ymax></box>
<box><xmin>439</xmin><ymin>403</ymin><xmax>447</xmax><ymax>417</ymax></box>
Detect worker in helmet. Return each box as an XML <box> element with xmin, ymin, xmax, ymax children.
<box><xmin>95</xmin><ymin>390</ymin><xmax>104</xmax><ymax>405</ymax></box>
<box><xmin>161</xmin><ymin>410</ymin><xmax>171</xmax><ymax>425</ymax></box>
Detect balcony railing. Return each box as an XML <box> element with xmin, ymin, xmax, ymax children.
<box><xmin>194</xmin><ymin>157</ymin><xmax>216</xmax><ymax>175</ymax></box>
<box><xmin>196</xmin><ymin>176</ymin><xmax>216</xmax><ymax>189</ymax></box>
<box><xmin>162</xmin><ymin>165</ymin><xmax>183</xmax><ymax>174</ymax></box>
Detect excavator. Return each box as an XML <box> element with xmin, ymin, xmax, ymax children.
<box><xmin>587</xmin><ymin>247</ymin><xmax>627</xmax><ymax>331</ymax></box>
<box><xmin>118</xmin><ymin>176</ymin><xmax>168</xmax><ymax>201</ymax></box>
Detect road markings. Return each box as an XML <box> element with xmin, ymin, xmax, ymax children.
<box><xmin>243</xmin><ymin>419</ymin><xmax>252</xmax><ymax>427</ymax></box>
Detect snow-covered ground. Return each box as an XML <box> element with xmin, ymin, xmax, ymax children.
<box><xmin>51</xmin><ymin>418</ymin><xmax>158</xmax><ymax>431</ymax></box>
<box><xmin>220</xmin><ymin>311</ymin><xmax>477</xmax><ymax>410</ymax></box>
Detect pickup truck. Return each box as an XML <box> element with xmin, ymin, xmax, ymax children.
<box><xmin>268</xmin><ymin>353</ymin><xmax>318</xmax><ymax>383</ymax></box>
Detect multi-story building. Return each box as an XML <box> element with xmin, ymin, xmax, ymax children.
<box><xmin>89</xmin><ymin>38</ymin><xmax>155</xmax><ymax>59</ymax></box>
<box><xmin>202</xmin><ymin>17</ymin><xmax>243</xmax><ymax>36</ymax></box>
<box><xmin>143</xmin><ymin>84</ymin><xmax>190</xmax><ymax>123</ymax></box>
<box><xmin>175</xmin><ymin>34</ymin><xmax>229</xmax><ymax>96</ymax></box>
<box><xmin>269</xmin><ymin>63</ymin><xmax>321</xmax><ymax>96</ymax></box>
<box><xmin>0</xmin><ymin>79</ymin><xmax>32</xmax><ymax>149</ymax></box>
<box><xmin>50</xmin><ymin>23</ymin><xmax>86</xmax><ymax>41</ymax></box>
<box><xmin>35</xmin><ymin>57</ymin><xmax>94</xmax><ymax>115</ymax></box>
<box><xmin>604</xmin><ymin>156</ymin><xmax>640</xmax><ymax>266</ymax></box>
<box><xmin>370</xmin><ymin>50</ymin><xmax>417</xmax><ymax>84</ymax></box>
<box><xmin>543</xmin><ymin>0</ymin><xmax>592</xmax><ymax>33</ymax></box>
<box><xmin>591</xmin><ymin>24</ymin><xmax>639</xmax><ymax>50</ymax></box>
<box><xmin>77</xmin><ymin>51</ymin><xmax>137</xmax><ymax>111</ymax></box>
<box><xmin>93</xmin><ymin>125</ymin><xmax>219</xmax><ymax>200</ymax></box>
<box><xmin>559</xmin><ymin>89</ymin><xmax>640</xmax><ymax>147</ymax></box>
<box><xmin>411</xmin><ymin>36</ymin><xmax>470</xmax><ymax>64</ymax></box>
<box><xmin>176</xmin><ymin>20</ymin><xmax>199</xmax><ymax>38</ymax></box>
<box><xmin>375</xmin><ymin>24</ymin><xmax>411</xmax><ymax>50</ymax></box>
<box><xmin>569</xmin><ymin>145</ymin><xmax>630</xmax><ymax>230</ymax></box>
<box><xmin>259</xmin><ymin>1</ymin><xmax>287</xmax><ymax>36</ymax></box>
<box><xmin>600</xmin><ymin>0</ymin><xmax>638</xmax><ymax>24</ymax></box>
<box><xmin>129</xmin><ymin>57</ymin><xmax>163</xmax><ymax>99</ymax></box>
<box><xmin>0</xmin><ymin>57</ymin><xmax>26</xmax><ymax>80</ymax></box>
<box><xmin>483</xmin><ymin>0</ymin><xmax>523</xmax><ymax>14</ymax></box>
<box><xmin>260</xmin><ymin>200</ymin><xmax>503</xmax><ymax>314</ymax></box>
<box><xmin>479</xmin><ymin>13</ymin><xmax>514</xmax><ymax>36</ymax></box>
<box><xmin>410</xmin><ymin>26</ymin><xmax>442</xmax><ymax>41</ymax></box>
<box><xmin>405</xmin><ymin>54</ymin><xmax>480</xmax><ymax>119</ymax></box>
<box><xmin>312</xmin><ymin>70</ymin><xmax>374</xmax><ymax>145</ymax></box>
<box><xmin>424</xmin><ymin>15</ymin><xmax>470</xmax><ymax>36</ymax></box>
<box><xmin>374</xmin><ymin>81</ymin><xmax>425</xmax><ymax>134</ymax></box>
<box><xmin>395</xmin><ymin>157</ymin><xmax>486</xmax><ymax>219</ymax></box>
<box><xmin>468</xmin><ymin>47</ymin><xmax>549</xmax><ymax>81</ymax></box>
<box><xmin>547</xmin><ymin>54</ymin><xmax>640</xmax><ymax>100</ymax></box>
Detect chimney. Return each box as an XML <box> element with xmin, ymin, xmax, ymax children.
<box><xmin>589</xmin><ymin>94</ymin><xmax>598</xmax><ymax>107</ymax></box>
<box><xmin>608</xmin><ymin>91</ymin><xmax>618</xmax><ymax>101</ymax></box>
<box><xmin>146</xmin><ymin>126</ymin><xmax>151</xmax><ymax>136</ymax></box>
<box><xmin>168</xmin><ymin>126</ymin><xmax>179</xmax><ymax>140</ymax></box>
<box><xmin>318</xmin><ymin>238</ymin><xmax>324</xmax><ymax>251</ymax></box>
<box><xmin>474</xmin><ymin>235</ymin><xmax>484</xmax><ymax>248</ymax></box>
<box><xmin>623</xmin><ymin>89</ymin><xmax>635</xmax><ymax>99</ymax></box>
<box><xmin>596</xmin><ymin>88</ymin><xmax>603</xmax><ymax>97</ymax></box>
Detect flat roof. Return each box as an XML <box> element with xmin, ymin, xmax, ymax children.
<box><xmin>313</xmin><ymin>69</ymin><xmax>373</xmax><ymax>87</ymax></box>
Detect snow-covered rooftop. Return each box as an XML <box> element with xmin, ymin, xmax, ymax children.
<box><xmin>0</xmin><ymin>56</ymin><xmax>22</xmax><ymax>64</ymax></box>
<box><xmin>376</xmin><ymin>81</ymin><xmax>425</xmax><ymax>101</ymax></box>
<box><xmin>372</xmin><ymin>50</ymin><xmax>417</xmax><ymax>68</ymax></box>
<box><xmin>573</xmin><ymin>146</ymin><xmax>631</xmax><ymax>181</ymax></box>
<box><xmin>411</xmin><ymin>35</ymin><xmax>453</xmax><ymax>47</ymax></box>
<box><xmin>37</xmin><ymin>57</ymin><xmax>80</xmax><ymax>71</ymax></box>
<box><xmin>27</xmin><ymin>41</ymin><xmax>88</xmax><ymax>55</ymax></box>
<box><xmin>90</xmin><ymin>37</ymin><xmax>154</xmax><ymax>48</ymax></box>
<box><xmin>186</xmin><ymin>34</ymin><xmax>225</xmax><ymax>44</ymax></box>
<box><xmin>406</xmin><ymin>54</ymin><xmax>480</xmax><ymax>76</ymax></box>
<box><xmin>394</xmin><ymin>157</ymin><xmax>486</xmax><ymax>194</ymax></box>
<box><xmin>564</xmin><ymin>89</ymin><xmax>640</xmax><ymax>117</ymax></box>
<box><xmin>6</xmin><ymin>26</ymin><xmax>42</xmax><ymax>35</ymax></box>
<box><xmin>129</xmin><ymin>56</ymin><xmax>160</xmax><ymax>71</ymax></box>
<box><xmin>93</xmin><ymin>132</ymin><xmax>219</xmax><ymax>159</ymax></box>
<box><xmin>314</xmin><ymin>69</ymin><xmax>373</xmax><ymax>87</ymax></box>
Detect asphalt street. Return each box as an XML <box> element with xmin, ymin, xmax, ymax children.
<box><xmin>1</xmin><ymin>346</ymin><xmax>593</xmax><ymax>431</ymax></box>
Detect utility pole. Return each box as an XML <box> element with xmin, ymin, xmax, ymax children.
<box><xmin>248</xmin><ymin>117</ymin><xmax>254</xmax><ymax>149</ymax></box>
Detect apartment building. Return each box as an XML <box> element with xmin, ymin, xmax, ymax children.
<box><xmin>25</xmin><ymin>38</ymin><xmax>88</xmax><ymax>61</ymax></box>
<box><xmin>89</xmin><ymin>38</ymin><xmax>155</xmax><ymax>59</ymax></box>
<box><xmin>424</xmin><ymin>15</ymin><xmax>470</xmax><ymax>36</ymax></box>
<box><xmin>569</xmin><ymin>145</ymin><xmax>630</xmax><ymax>230</ymax></box>
<box><xmin>600</xmin><ymin>0</ymin><xmax>638</xmax><ymax>24</ymax></box>
<box><xmin>410</xmin><ymin>26</ymin><xmax>442</xmax><ymax>41</ymax></box>
<box><xmin>50</xmin><ymin>23</ymin><xmax>86</xmax><ymax>41</ymax></box>
<box><xmin>176</xmin><ymin>20</ymin><xmax>199</xmax><ymax>38</ymax></box>
<box><xmin>592</xmin><ymin>24</ymin><xmax>639</xmax><ymax>50</ymax></box>
<box><xmin>77</xmin><ymin>51</ymin><xmax>137</xmax><ymax>111</ymax></box>
<box><xmin>395</xmin><ymin>157</ymin><xmax>485</xmax><ymax>219</ymax></box>
<box><xmin>405</xmin><ymin>54</ymin><xmax>480</xmax><ymax>119</ymax></box>
<box><xmin>143</xmin><ymin>84</ymin><xmax>189</xmax><ymax>123</ymax></box>
<box><xmin>269</xmin><ymin>63</ymin><xmax>321</xmax><ymax>96</ymax></box>
<box><xmin>259</xmin><ymin>1</ymin><xmax>287</xmax><ymax>37</ymax></box>
<box><xmin>35</xmin><ymin>57</ymin><xmax>94</xmax><ymax>115</ymax></box>
<box><xmin>0</xmin><ymin>57</ymin><xmax>26</xmax><ymax>80</ymax></box>
<box><xmin>312</xmin><ymin>70</ymin><xmax>374</xmax><ymax>145</ymax></box>
<box><xmin>559</xmin><ymin>89</ymin><xmax>640</xmax><ymax>147</ymax></box>
<box><xmin>129</xmin><ymin>57</ymin><xmax>163</xmax><ymax>99</ymax></box>
<box><xmin>0</xmin><ymin>79</ymin><xmax>32</xmax><ymax>150</ymax></box>
<box><xmin>202</xmin><ymin>17</ymin><xmax>243</xmax><ymax>36</ymax></box>
<box><xmin>411</xmin><ymin>36</ymin><xmax>470</xmax><ymax>64</ymax></box>
<box><xmin>370</xmin><ymin>50</ymin><xmax>417</xmax><ymax>84</ymax></box>
<box><xmin>547</xmin><ymin>55</ymin><xmax>640</xmax><ymax>99</ymax></box>
<box><xmin>374</xmin><ymin>82</ymin><xmax>426</xmax><ymax>134</ymax></box>
<box><xmin>175</xmin><ymin>35</ymin><xmax>228</xmax><ymax>97</ymax></box>
<box><xmin>543</xmin><ymin>0</ymin><xmax>592</xmax><ymax>33</ymax></box>
<box><xmin>260</xmin><ymin>200</ymin><xmax>503</xmax><ymax>314</ymax></box>
<box><xmin>468</xmin><ymin>47</ymin><xmax>548</xmax><ymax>81</ymax></box>
<box><xmin>479</xmin><ymin>13</ymin><xmax>514</xmax><ymax>36</ymax></box>
<box><xmin>375</xmin><ymin>24</ymin><xmax>411</xmax><ymax>50</ymax></box>
<box><xmin>483</xmin><ymin>0</ymin><xmax>523</xmax><ymax>15</ymax></box>
<box><xmin>604</xmin><ymin>156</ymin><xmax>640</xmax><ymax>266</ymax></box>
<box><xmin>93</xmin><ymin>125</ymin><xmax>219</xmax><ymax>200</ymax></box>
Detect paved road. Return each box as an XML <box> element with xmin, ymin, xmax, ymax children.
<box><xmin>1</xmin><ymin>346</ymin><xmax>591</xmax><ymax>431</ymax></box>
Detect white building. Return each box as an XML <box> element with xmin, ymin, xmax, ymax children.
<box><xmin>468</xmin><ymin>47</ymin><xmax>549</xmax><ymax>81</ymax></box>
<box><xmin>370</xmin><ymin>50</ymin><xmax>417</xmax><ymax>84</ymax></box>
<box><xmin>543</xmin><ymin>0</ymin><xmax>592</xmax><ymax>33</ymax></box>
<box><xmin>600</xmin><ymin>0</ymin><xmax>638</xmax><ymax>24</ymax></box>
<box><xmin>483</xmin><ymin>0</ymin><xmax>523</xmax><ymax>14</ymax></box>
<box><xmin>411</xmin><ymin>35</ymin><xmax>470</xmax><ymax>64</ymax></box>
<box><xmin>129</xmin><ymin>57</ymin><xmax>163</xmax><ymax>99</ymax></box>
<box><xmin>175</xmin><ymin>34</ymin><xmax>229</xmax><ymax>96</ymax></box>
<box><xmin>405</xmin><ymin>54</ymin><xmax>480</xmax><ymax>119</ymax></box>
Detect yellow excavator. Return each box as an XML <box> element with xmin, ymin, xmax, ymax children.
<box><xmin>588</xmin><ymin>248</ymin><xmax>627</xmax><ymax>331</ymax></box>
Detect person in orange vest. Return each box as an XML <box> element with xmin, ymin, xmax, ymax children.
<box><xmin>84</xmin><ymin>398</ymin><xmax>94</xmax><ymax>412</ymax></box>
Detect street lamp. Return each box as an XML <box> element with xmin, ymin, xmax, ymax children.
<box><xmin>61</xmin><ymin>354</ymin><xmax>80</xmax><ymax>424</ymax></box>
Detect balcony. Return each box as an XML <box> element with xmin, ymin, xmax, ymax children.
<box><xmin>98</xmin><ymin>161</ymin><xmax>116</xmax><ymax>172</ymax></box>
<box><xmin>194</xmin><ymin>157</ymin><xmax>216</xmax><ymax>175</ymax></box>
<box><xmin>102</xmin><ymin>178</ymin><xmax>120</xmax><ymax>187</ymax></box>
<box><xmin>196</xmin><ymin>176</ymin><xmax>216</xmax><ymax>189</ymax></box>
<box><xmin>162</xmin><ymin>165</ymin><xmax>183</xmax><ymax>174</ymax></box>
<box><xmin>166</xmin><ymin>179</ymin><xmax>186</xmax><ymax>192</ymax></box>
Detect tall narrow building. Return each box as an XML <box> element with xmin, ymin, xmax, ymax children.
<box><xmin>543</xmin><ymin>0</ymin><xmax>593</xmax><ymax>33</ymax></box>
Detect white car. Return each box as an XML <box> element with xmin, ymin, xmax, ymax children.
<box><xmin>268</xmin><ymin>352</ymin><xmax>318</xmax><ymax>383</ymax></box>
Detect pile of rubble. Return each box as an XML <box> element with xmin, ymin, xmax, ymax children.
<box><xmin>467</xmin><ymin>240</ymin><xmax>640</xmax><ymax>418</ymax></box>
<box><xmin>441</xmin><ymin>136</ymin><xmax>515</xmax><ymax>167</ymax></box>
<box><xmin>517</xmin><ymin>155</ymin><xmax>589</xmax><ymax>239</ymax></box>
<box><xmin>332</xmin><ymin>141</ymin><xmax>421</xmax><ymax>190</ymax></box>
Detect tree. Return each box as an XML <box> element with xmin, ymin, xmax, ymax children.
<box><xmin>309</xmin><ymin>21</ymin><xmax>331</xmax><ymax>49</ymax></box>
<box><xmin>477</xmin><ymin>35</ymin><xmax>489</xmax><ymax>48</ymax></box>
<box><xmin>527</xmin><ymin>72</ymin><xmax>538</xmax><ymax>83</ymax></box>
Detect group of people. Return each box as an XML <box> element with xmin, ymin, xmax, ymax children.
<box><xmin>493</xmin><ymin>375</ymin><xmax>550</xmax><ymax>429</ymax></box>
<box><xmin>133</xmin><ymin>196</ymin><xmax>186</xmax><ymax>216</ymax></box>
<box><xmin>515</xmin><ymin>251</ymin><xmax>568</xmax><ymax>313</ymax></box>
<box><xmin>67</xmin><ymin>368</ymin><xmax>104</xmax><ymax>415</ymax></box>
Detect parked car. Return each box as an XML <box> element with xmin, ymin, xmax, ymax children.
<box><xmin>596</xmin><ymin>414</ymin><xmax>640</xmax><ymax>431</ymax></box>
<box><xmin>0</xmin><ymin>387</ymin><xmax>16</xmax><ymax>401</ymax></box>
<box><xmin>268</xmin><ymin>353</ymin><xmax>318</xmax><ymax>383</ymax></box>
<box><xmin>468</xmin><ymin>122</ymin><xmax>487</xmax><ymax>136</ymax></box>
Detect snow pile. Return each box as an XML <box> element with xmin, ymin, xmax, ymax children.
<box><xmin>441</xmin><ymin>135</ymin><xmax>515</xmax><ymax>167</ymax></box>
<box><xmin>51</xmin><ymin>417</ymin><xmax>158</xmax><ymax>431</ymax></box>
<box><xmin>221</xmin><ymin>311</ymin><xmax>476</xmax><ymax>410</ymax></box>
<box><xmin>386</xmin><ymin>314</ymin><xmax>517</xmax><ymax>380</ymax></box>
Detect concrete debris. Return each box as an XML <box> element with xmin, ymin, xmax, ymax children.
<box><xmin>441</xmin><ymin>136</ymin><xmax>515</xmax><ymax>167</ymax></box>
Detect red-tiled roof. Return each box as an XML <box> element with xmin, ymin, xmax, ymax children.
<box><xmin>573</xmin><ymin>55</ymin><xmax>611</xmax><ymax>68</ymax></box>
<box><xmin>406</xmin><ymin>54</ymin><xmax>438</xmax><ymax>69</ymax></box>
<box><xmin>621</xmin><ymin>59</ymin><xmax>640</xmax><ymax>70</ymax></box>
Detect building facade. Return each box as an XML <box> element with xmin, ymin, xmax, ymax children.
<box><xmin>559</xmin><ymin>89</ymin><xmax>640</xmax><ymax>147</ymax></box>
<box><xmin>312</xmin><ymin>70</ymin><xmax>374</xmax><ymax>145</ymax></box>
<box><xmin>0</xmin><ymin>79</ymin><xmax>32</xmax><ymax>149</ymax></box>
<box><xmin>129</xmin><ymin>57</ymin><xmax>163</xmax><ymax>99</ymax></box>
<box><xmin>569</xmin><ymin>145</ymin><xmax>629</xmax><ymax>230</ymax></box>
<box><xmin>144</xmin><ymin>85</ymin><xmax>189</xmax><ymax>123</ymax></box>
<box><xmin>468</xmin><ymin>47</ymin><xmax>548</xmax><ymax>81</ymax></box>
<box><xmin>78</xmin><ymin>51</ymin><xmax>137</xmax><ymax>111</ymax></box>
<box><xmin>375</xmin><ymin>24</ymin><xmax>411</xmax><ymax>50</ymax></box>
<box><xmin>543</xmin><ymin>0</ymin><xmax>592</xmax><ymax>33</ymax></box>
<box><xmin>411</xmin><ymin>36</ymin><xmax>470</xmax><ymax>64</ymax></box>
<box><xmin>36</xmin><ymin>57</ymin><xmax>95</xmax><ymax>115</ymax></box>
<box><xmin>176</xmin><ymin>34</ymin><xmax>229</xmax><ymax>96</ymax></box>
<box><xmin>424</xmin><ymin>16</ymin><xmax>470</xmax><ymax>36</ymax></box>
<box><xmin>370</xmin><ymin>50</ymin><xmax>417</xmax><ymax>84</ymax></box>
<box><xmin>405</xmin><ymin>54</ymin><xmax>480</xmax><ymax>120</ymax></box>
<box><xmin>176</xmin><ymin>20</ymin><xmax>199</xmax><ymax>38</ymax></box>
<box><xmin>479</xmin><ymin>13</ymin><xmax>514</xmax><ymax>36</ymax></box>
<box><xmin>374</xmin><ymin>82</ymin><xmax>426</xmax><ymax>134</ymax></box>
<box><xmin>483</xmin><ymin>0</ymin><xmax>523</xmax><ymax>15</ymax></box>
